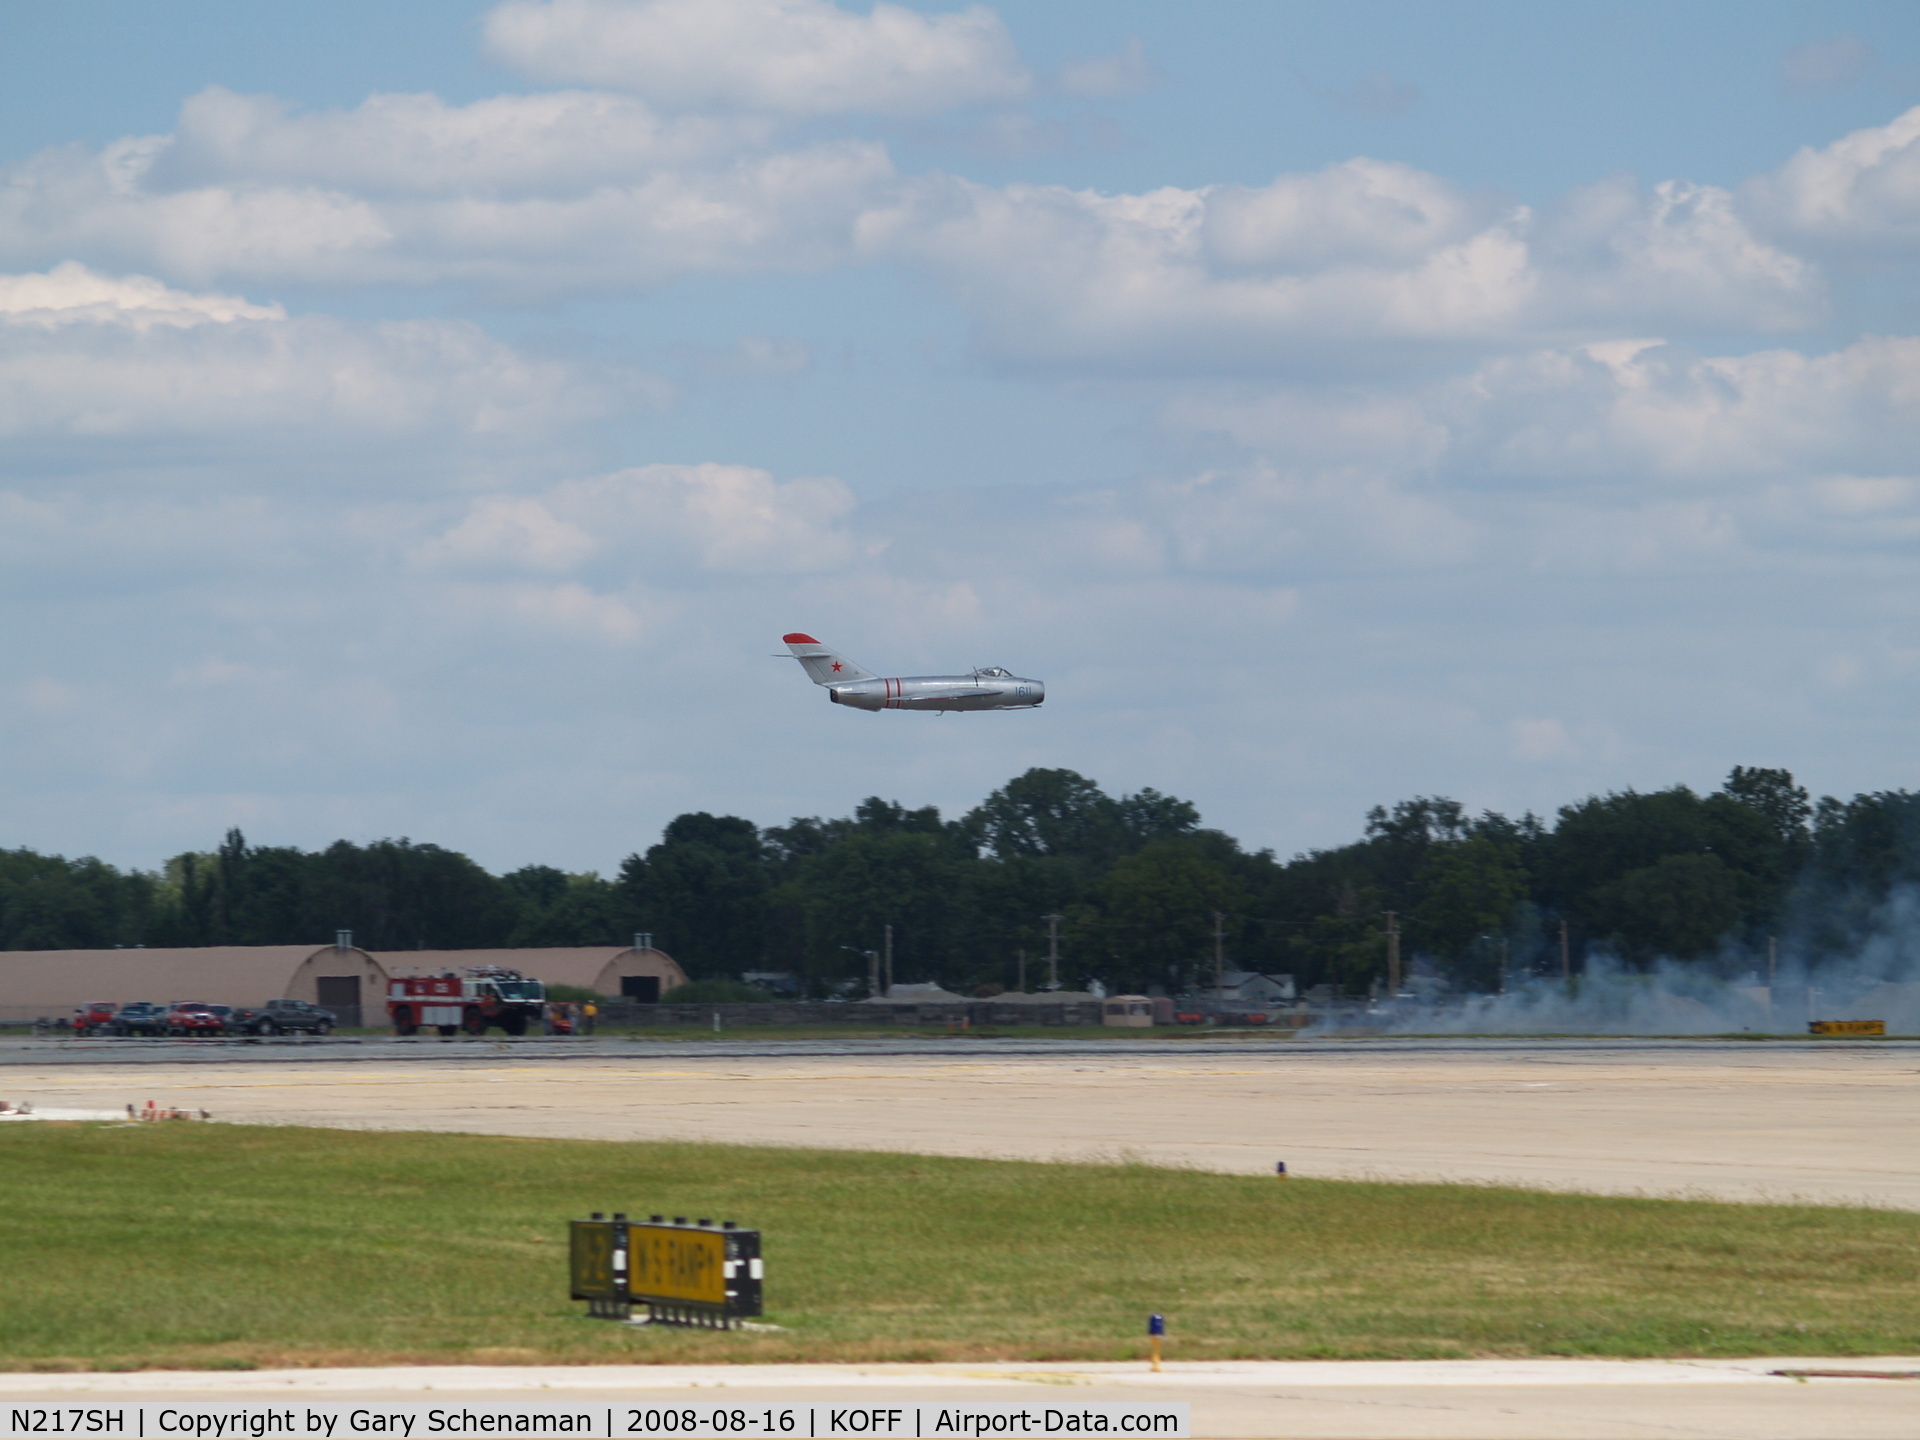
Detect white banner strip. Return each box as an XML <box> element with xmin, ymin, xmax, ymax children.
<box><xmin>1</xmin><ymin>1405</ymin><xmax>1189</xmax><ymax>1440</ymax></box>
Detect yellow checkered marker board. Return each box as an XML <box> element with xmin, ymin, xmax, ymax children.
<box><xmin>570</xmin><ymin>1213</ymin><xmax>762</xmax><ymax>1327</ymax></box>
<box><xmin>1809</xmin><ymin>1019</ymin><xmax>1886</xmax><ymax>1036</ymax></box>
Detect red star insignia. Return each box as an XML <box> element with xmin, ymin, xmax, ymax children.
<box><xmin>831</xmin><ymin>661</ymin><xmax>843</xmax><ymax>672</ymax></box>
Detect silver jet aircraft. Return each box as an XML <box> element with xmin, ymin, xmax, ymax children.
<box><xmin>782</xmin><ymin>633</ymin><xmax>1045</xmax><ymax>713</ymax></box>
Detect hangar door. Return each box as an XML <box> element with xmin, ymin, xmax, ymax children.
<box><xmin>621</xmin><ymin>976</ymin><xmax>660</xmax><ymax>1003</ymax></box>
<box><xmin>316</xmin><ymin>975</ymin><xmax>362</xmax><ymax>1027</ymax></box>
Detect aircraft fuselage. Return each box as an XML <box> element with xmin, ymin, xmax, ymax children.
<box><xmin>829</xmin><ymin>672</ymin><xmax>1044</xmax><ymax>712</ymax></box>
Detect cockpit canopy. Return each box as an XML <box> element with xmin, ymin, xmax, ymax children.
<box><xmin>978</xmin><ymin>666</ymin><xmax>1011</xmax><ymax>677</ymax></box>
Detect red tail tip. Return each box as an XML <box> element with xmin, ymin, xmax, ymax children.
<box><xmin>783</xmin><ymin>633</ymin><xmax>820</xmax><ymax>644</ymax></box>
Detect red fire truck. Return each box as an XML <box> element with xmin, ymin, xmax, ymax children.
<box><xmin>387</xmin><ymin>967</ymin><xmax>548</xmax><ymax>1037</ymax></box>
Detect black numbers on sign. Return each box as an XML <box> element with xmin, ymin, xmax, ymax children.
<box><xmin>760</xmin><ymin>1412</ymin><xmax>797</xmax><ymax>1433</ymax></box>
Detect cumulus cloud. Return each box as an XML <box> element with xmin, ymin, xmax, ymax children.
<box><xmin>0</xmin><ymin>115</ymin><xmax>896</xmax><ymax>289</ymax></box>
<box><xmin>1458</xmin><ymin>336</ymin><xmax>1920</xmax><ymax>486</ymax></box>
<box><xmin>0</xmin><ymin>258</ymin><xmax>282</xmax><ymax>329</ymax></box>
<box><xmin>0</xmin><ymin>262</ymin><xmax>639</xmax><ymax>446</ymax></box>
<box><xmin>1175</xmin><ymin>334</ymin><xmax>1920</xmax><ymax>495</ymax></box>
<box><xmin>1741</xmin><ymin>104</ymin><xmax>1920</xmax><ymax>254</ymax></box>
<box><xmin>149</xmin><ymin>85</ymin><xmax>770</xmax><ymax>196</ymax></box>
<box><xmin>865</xmin><ymin>160</ymin><xmax>1819</xmax><ymax>372</ymax></box>
<box><xmin>482</xmin><ymin>0</ymin><xmax>1029</xmax><ymax>115</ymax></box>
<box><xmin>420</xmin><ymin>463</ymin><xmax>860</xmax><ymax>577</ymax></box>
<box><xmin>0</xmin><ymin>68</ymin><xmax>1831</xmax><ymax>350</ymax></box>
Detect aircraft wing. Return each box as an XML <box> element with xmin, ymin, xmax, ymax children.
<box><xmin>916</xmin><ymin>688</ymin><xmax>998</xmax><ymax>700</ymax></box>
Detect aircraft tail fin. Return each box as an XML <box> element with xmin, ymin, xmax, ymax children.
<box><xmin>782</xmin><ymin>633</ymin><xmax>876</xmax><ymax>685</ymax></box>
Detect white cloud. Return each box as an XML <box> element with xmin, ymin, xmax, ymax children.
<box><xmin>422</xmin><ymin>463</ymin><xmax>860</xmax><ymax>577</ymax></box>
<box><xmin>0</xmin><ymin>102</ymin><xmax>895</xmax><ymax>290</ymax></box>
<box><xmin>1741</xmin><ymin>104</ymin><xmax>1920</xmax><ymax>254</ymax></box>
<box><xmin>0</xmin><ymin>78</ymin><xmax>1823</xmax><ymax>344</ymax></box>
<box><xmin>414</xmin><ymin>497</ymin><xmax>599</xmax><ymax>573</ymax></box>
<box><xmin>151</xmin><ymin>85</ymin><xmax>770</xmax><ymax>196</ymax></box>
<box><xmin>0</xmin><ymin>258</ymin><xmax>283</xmax><ymax>329</ymax></box>
<box><xmin>482</xmin><ymin>0</ymin><xmax>1029</xmax><ymax>115</ymax></box>
<box><xmin>1175</xmin><ymin>334</ymin><xmax>1920</xmax><ymax>496</ymax></box>
<box><xmin>1461</xmin><ymin>336</ymin><xmax>1920</xmax><ymax>484</ymax></box>
<box><xmin>0</xmin><ymin>263</ymin><xmax>637</xmax><ymax>445</ymax></box>
<box><xmin>1203</xmin><ymin>159</ymin><xmax>1493</xmax><ymax>271</ymax></box>
<box><xmin>866</xmin><ymin>162</ymin><xmax>1818</xmax><ymax>372</ymax></box>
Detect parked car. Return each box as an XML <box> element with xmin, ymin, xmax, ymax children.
<box><xmin>244</xmin><ymin>998</ymin><xmax>335</xmax><ymax>1036</ymax></box>
<box><xmin>72</xmin><ymin>1001</ymin><xmax>117</xmax><ymax>1036</ymax></box>
<box><xmin>111</xmin><ymin>1002</ymin><xmax>169</xmax><ymax>1037</ymax></box>
<box><xmin>166</xmin><ymin>1001</ymin><xmax>226</xmax><ymax>1037</ymax></box>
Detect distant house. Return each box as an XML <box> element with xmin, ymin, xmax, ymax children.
<box><xmin>1205</xmin><ymin>971</ymin><xmax>1296</xmax><ymax>1005</ymax></box>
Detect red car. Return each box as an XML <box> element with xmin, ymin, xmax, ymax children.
<box><xmin>72</xmin><ymin>1001</ymin><xmax>117</xmax><ymax>1036</ymax></box>
<box><xmin>165</xmin><ymin>1002</ymin><xmax>226</xmax><ymax>1038</ymax></box>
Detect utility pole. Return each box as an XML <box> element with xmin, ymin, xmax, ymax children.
<box><xmin>1385</xmin><ymin>911</ymin><xmax>1400</xmax><ymax>998</ymax></box>
<box><xmin>883</xmin><ymin>924</ymin><xmax>893</xmax><ymax>998</ymax></box>
<box><xmin>1042</xmin><ymin>914</ymin><xmax>1063</xmax><ymax>991</ymax></box>
<box><xmin>1213</xmin><ymin>911</ymin><xmax>1227</xmax><ymax>996</ymax></box>
<box><xmin>1559</xmin><ymin>919</ymin><xmax>1570</xmax><ymax>981</ymax></box>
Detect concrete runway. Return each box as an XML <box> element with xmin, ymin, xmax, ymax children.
<box><xmin>6</xmin><ymin>1359</ymin><xmax>1920</xmax><ymax>1439</ymax></box>
<box><xmin>3</xmin><ymin>1035</ymin><xmax>1917</xmax><ymax>1207</ymax></box>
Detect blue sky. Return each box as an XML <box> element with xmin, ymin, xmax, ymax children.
<box><xmin>4</xmin><ymin>0</ymin><xmax>1920</xmax><ymax>874</ymax></box>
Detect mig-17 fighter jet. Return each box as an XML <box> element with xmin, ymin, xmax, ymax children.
<box><xmin>781</xmin><ymin>633</ymin><xmax>1045</xmax><ymax>713</ymax></box>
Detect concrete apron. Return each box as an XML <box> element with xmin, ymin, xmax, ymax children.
<box><xmin>6</xmin><ymin>1359</ymin><xmax>1920</xmax><ymax>1440</ymax></box>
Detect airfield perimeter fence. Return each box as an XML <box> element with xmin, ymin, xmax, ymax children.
<box><xmin>595</xmin><ymin>1000</ymin><xmax>1109</xmax><ymax>1028</ymax></box>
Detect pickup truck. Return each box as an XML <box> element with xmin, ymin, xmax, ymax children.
<box><xmin>241</xmin><ymin>999</ymin><xmax>335</xmax><ymax>1036</ymax></box>
<box><xmin>111</xmin><ymin>1002</ymin><xmax>168</xmax><ymax>1037</ymax></box>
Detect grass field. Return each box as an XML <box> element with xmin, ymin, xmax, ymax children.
<box><xmin>2</xmin><ymin>1122</ymin><xmax>1917</xmax><ymax>1372</ymax></box>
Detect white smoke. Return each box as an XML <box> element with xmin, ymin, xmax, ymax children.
<box><xmin>1378</xmin><ymin>885</ymin><xmax>1920</xmax><ymax>1036</ymax></box>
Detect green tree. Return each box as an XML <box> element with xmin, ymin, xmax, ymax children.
<box><xmin>1409</xmin><ymin>835</ymin><xmax>1530</xmax><ymax>967</ymax></box>
<box><xmin>1587</xmin><ymin>853</ymin><xmax>1743</xmax><ymax>962</ymax></box>
<box><xmin>796</xmin><ymin>830</ymin><xmax>973</xmax><ymax>991</ymax></box>
<box><xmin>507</xmin><ymin>868</ymin><xmax>623</xmax><ymax>945</ymax></box>
<box><xmin>1090</xmin><ymin>841</ymin><xmax>1247</xmax><ymax>994</ymax></box>
<box><xmin>617</xmin><ymin>813</ymin><xmax>771</xmax><ymax>978</ymax></box>
<box><xmin>0</xmin><ymin>849</ymin><xmax>157</xmax><ymax>949</ymax></box>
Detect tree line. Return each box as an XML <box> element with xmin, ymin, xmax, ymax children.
<box><xmin>4</xmin><ymin>766</ymin><xmax>1918</xmax><ymax>994</ymax></box>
